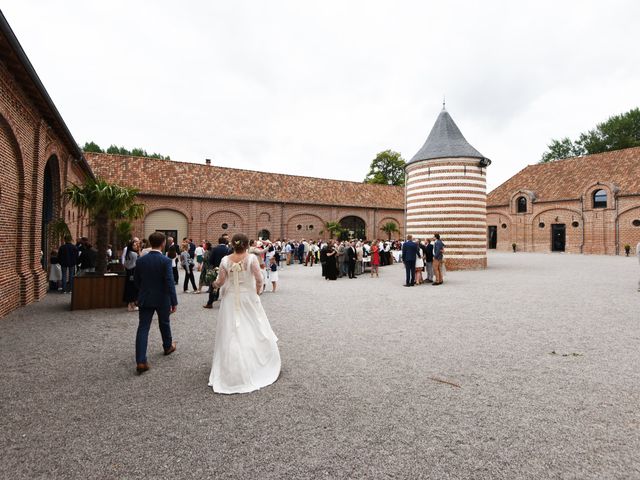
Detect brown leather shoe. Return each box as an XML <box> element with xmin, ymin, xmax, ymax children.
<box><xmin>164</xmin><ymin>342</ymin><xmax>177</xmax><ymax>356</ymax></box>
<box><xmin>203</xmin><ymin>304</ymin><xmax>213</xmax><ymax>309</ymax></box>
<box><xmin>136</xmin><ymin>362</ymin><xmax>150</xmax><ymax>374</ymax></box>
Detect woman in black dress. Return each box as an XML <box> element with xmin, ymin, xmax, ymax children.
<box><xmin>319</xmin><ymin>244</ymin><xmax>328</xmax><ymax>278</ymax></box>
<box><xmin>324</xmin><ymin>240</ymin><xmax>338</xmax><ymax>281</ymax></box>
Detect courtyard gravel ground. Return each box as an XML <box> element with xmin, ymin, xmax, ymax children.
<box><xmin>1</xmin><ymin>252</ymin><xmax>639</xmax><ymax>479</ymax></box>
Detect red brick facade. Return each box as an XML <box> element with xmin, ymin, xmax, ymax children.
<box><xmin>487</xmin><ymin>148</ymin><xmax>640</xmax><ymax>254</ymax></box>
<box><xmin>0</xmin><ymin>14</ymin><xmax>92</xmax><ymax>318</ymax></box>
<box><xmin>87</xmin><ymin>153</ymin><xmax>405</xmax><ymax>243</ymax></box>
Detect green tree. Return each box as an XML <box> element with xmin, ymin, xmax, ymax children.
<box><xmin>95</xmin><ymin>143</ymin><xmax>170</xmax><ymax>160</ymax></box>
<box><xmin>65</xmin><ymin>178</ymin><xmax>145</xmax><ymax>274</ymax></box>
<box><xmin>364</xmin><ymin>150</ymin><xmax>406</xmax><ymax>186</ymax></box>
<box><xmin>540</xmin><ymin>137</ymin><xmax>585</xmax><ymax>163</ymax></box>
<box><xmin>130</xmin><ymin>148</ymin><xmax>148</xmax><ymax>157</ymax></box>
<box><xmin>540</xmin><ymin>107</ymin><xmax>640</xmax><ymax>162</ymax></box>
<box><xmin>82</xmin><ymin>141</ymin><xmax>104</xmax><ymax>153</ymax></box>
<box><xmin>381</xmin><ymin>221</ymin><xmax>399</xmax><ymax>240</ymax></box>
<box><xmin>106</xmin><ymin>144</ymin><xmax>129</xmax><ymax>155</ymax></box>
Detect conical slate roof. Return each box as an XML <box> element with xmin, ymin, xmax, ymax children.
<box><xmin>408</xmin><ymin>108</ymin><xmax>489</xmax><ymax>165</ymax></box>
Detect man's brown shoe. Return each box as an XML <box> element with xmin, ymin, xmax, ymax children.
<box><xmin>203</xmin><ymin>304</ymin><xmax>213</xmax><ymax>309</ymax></box>
<box><xmin>136</xmin><ymin>362</ymin><xmax>150</xmax><ymax>374</ymax></box>
<box><xmin>164</xmin><ymin>342</ymin><xmax>177</xmax><ymax>356</ymax></box>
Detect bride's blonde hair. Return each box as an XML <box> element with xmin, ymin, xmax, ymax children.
<box><xmin>231</xmin><ymin>233</ymin><xmax>249</xmax><ymax>253</ymax></box>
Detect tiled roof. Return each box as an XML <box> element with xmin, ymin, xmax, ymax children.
<box><xmin>408</xmin><ymin>108</ymin><xmax>487</xmax><ymax>165</ymax></box>
<box><xmin>488</xmin><ymin>147</ymin><xmax>640</xmax><ymax>206</ymax></box>
<box><xmin>85</xmin><ymin>153</ymin><xmax>404</xmax><ymax>210</ymax></box>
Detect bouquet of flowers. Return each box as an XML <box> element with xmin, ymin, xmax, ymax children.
<box><xmin>204</xmin><ymin>267</ymin><xmax>219</xmax><ymax>286</ymax></box>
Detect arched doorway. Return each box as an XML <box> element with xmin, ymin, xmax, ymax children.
<box><xmin>144</xmin><ymin>209</ymin><xmax>189</xmax><ymax>244</ymax></box>
<box><xmin>0</xmin><ymin>115</ymin><xmax>23</xmax><ymax>311</ymax></box>
<box><xmin>339</xmin><ymin>216</ymin><xmax>366</xmax><ymax>240</ymax></box>
<box><xmin>41</xmin><ymin>156</ymin><xmax>59</xmax><ymax>268</ymax></box>
<box><xmin>258</xmin><ymin>229</ymin><xmax>271</xmax><ymax>240</ymax></box>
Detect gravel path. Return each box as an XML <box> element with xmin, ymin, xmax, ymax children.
<box><xmin>1</xmin><ymin>252</ymin><xmax>639</xmax><ymax>479</ymax></box>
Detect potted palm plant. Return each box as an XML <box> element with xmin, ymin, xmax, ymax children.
<box><xmin>381</xmin><ymin>221</ymin><xmax>399</xmax><ymax>240</ymax></box>
<box><xmin>624</xmin><ymin>244</ymin><xmax>631</xmax><ymax>256</ymax></box>
<box><xmin>64</xmin><ymin>178</ymin><xmax>144</xmax><ymax>310</ymax></box>
<box><xmin>324</xmin><ymin>221</ymin><xmax>345</xmax><ymax>240</ymax></box>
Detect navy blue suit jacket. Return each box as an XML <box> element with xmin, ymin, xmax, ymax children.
<box><xmin>402</xmin><ymin>241</ymin><xmax>419</xmax><ymax>262</ymax></box>
<box><xmin>209</xmin><ymin>244</ymin><xmax>230</xmax><ymax>269</ymax></box>
<box><xmin>134</xmin><ymin>250</ymin><xmax>178</xmax><ymax>309</ymax></box>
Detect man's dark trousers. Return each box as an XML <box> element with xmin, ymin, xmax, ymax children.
<box><xmin>348</xmin><ymin>260</ymin><xmax>356</xmax><ymax>278</ymax></box>
<box><xmin>136</xmin><ymin>307</ymin><xmax>172</xmax><ymax>364</ymax></box>
<box><xmin>206</xmin><ymin>287</ymin><xmax>219</xmax><ymax>306</ymax></box>
<box><xmin>405</xmin><ymin>260</ymin><xmax>416</xmax><ymax>285</ymax></box>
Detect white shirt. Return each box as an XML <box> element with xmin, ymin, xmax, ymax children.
<box><xmin>195</xmin><ymin>246</ymin><xmax>205</xmax><ymax>257</ymax></box>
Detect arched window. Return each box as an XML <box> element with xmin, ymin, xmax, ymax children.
<box><xmin>593</xmin><ymin>189</ymin><xmax>607</xmax><ymax>209</ymax></box>
<box><xmin>517</xmin><ymin>196</ymin><xmax>527</xmax><ymax>213</ymax></box>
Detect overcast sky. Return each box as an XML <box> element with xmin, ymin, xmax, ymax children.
<box><xmin>3</xmin><ymin>1</ymin><xmax>640</xmax><ymax>190</ymax></box>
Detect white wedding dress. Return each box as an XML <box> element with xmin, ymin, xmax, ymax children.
<box><xmin>208</xmin><ymin>254</ymin><xmax>281</xmax><ymax>394</ymax></box>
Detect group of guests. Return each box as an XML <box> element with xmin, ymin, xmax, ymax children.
<box><xmin>282</xmin><ymin>239</ymin><xmax>398</xmax><ymax>268</ymax></box>
<box><xmin>48</xmin><ymin>235</ymin><xmax>102</xmax><ymax>293</ymax></box>
<box><xmin>316</xmin><ymin>239</ymin><xmax>391</xmax><ymax>280</ymax></box>
<box><xmin>401</xmin><ymin>234</ymin><xmax>445</xmax><ymax>287</ymax></box>
<box><xmin>121</xmin><ymin>234</ymin><xmax>283</xmax><ymax>312</ymax></box>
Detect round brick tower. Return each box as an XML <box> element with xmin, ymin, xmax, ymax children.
<box><xmin>405</xmin><ymin>107</ymin><xmax>491</xmax><ymax>270</ymax></box>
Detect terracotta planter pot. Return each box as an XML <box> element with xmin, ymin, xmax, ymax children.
<box><xmin>71</xmin><ymin>273</ymin><xmax>127</xmax><ymax>310</ymax></box>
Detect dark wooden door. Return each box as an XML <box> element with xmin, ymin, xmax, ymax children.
<box><xmin>552</xmin><ymin>224</ymin><xmax>566</xmax><ymax>252</ymax></box>
<box><xmin>156</xmin><ymin>229</ymin><xmax>178</xmax><ymax>242</ymax></box>
<box><xmin>487</xmin><ymin>226</ymin><xmax>497</xmax><ymax>249</ymax></box>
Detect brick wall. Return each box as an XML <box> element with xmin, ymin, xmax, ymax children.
<box><xmin>487</xmin><ymin>195</ymin><xmax>640</xmax><ymax>255</ymax></box>
<box><xmin>0</xmin><ymin>61</ymin><xmax>89</xmax><ymax>319</ymax></box>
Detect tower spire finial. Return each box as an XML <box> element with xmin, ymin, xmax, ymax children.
<box><xmin>442</xmin><ymin>95</ymin><xmax>446</xmax><ymax>110</ymax></box>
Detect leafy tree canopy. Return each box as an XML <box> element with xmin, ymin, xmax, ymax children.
<box><xmin>540</xmin><ymin>107</ymin><xmax>640</xmax><ymax>163</ymax></box>
<box><xmin>83</xmin><ymin>141</ymin><xmax>103</xmax><ymax>153</ymax></box>
<box><xmin>364</xmin><ymin>150</ymin><xmax>406</xmax><ymax>186</ymax></box>
<box><xmin>82</xmin><ymin>141</ymin><xmax>171</xmax><ymax>160</ymax></box>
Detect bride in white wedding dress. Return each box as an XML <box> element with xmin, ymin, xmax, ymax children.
<box><xmin>208</xmin><ymin>233</ymin><xmax>281</xmax><ymax>394</ymax></box>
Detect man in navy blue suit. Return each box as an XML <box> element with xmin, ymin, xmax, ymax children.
<box><xmin>134</xmin><ymin>231</ymin><xmax>178</xmax><ymax>374</ymax></box>
<box><xmin>401</xmin><ymin>235</ymin><xmax>419</xmax><ymax>287</ymax></box>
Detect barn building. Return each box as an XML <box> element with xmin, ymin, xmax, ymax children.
<box><xmin>405</xmin><ymin>107</ymin><xmax>491</xmax><ymax>270</ymax></box>
<box><xmin>486</xmin><ymin>147</ymin><xmax>640</xmax><ymax>254</ymax></box>
<box><xmin>86</xmin><ymin>153</ymin><xmax>405</xmax><ymax>244</ymax></box>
